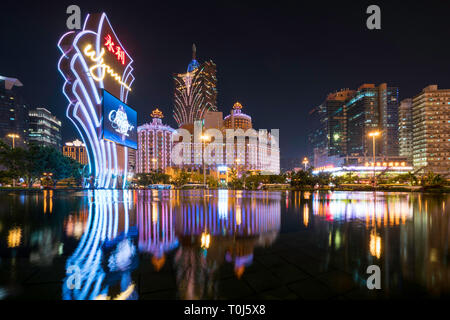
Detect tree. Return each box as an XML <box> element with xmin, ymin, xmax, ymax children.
<box><xmin>312</xmin><ymin>172</ymin><xmax>332</xmax><ymax>187</ymax></box>
<box><xmin>207</xmin><ymin>176</ymin><xmax>219</xmax><ymax>189</ymax></box>
<box><xmin>190</xmin><ymin>172</ymin><xmax>203</xmax><ymax>184</ymax></box>
<box><xmin>172</xmin><ymin>171</ymin><xmax>190</xmax><ymax>187</ymax></box>
<box><xmin>290</xmin><ymin>169</ymin><xmax>314</xmax><ymax>188</ymax></box>
<box><xmin>134</xmin><ymin>172</ymin><xmax>171</xmax><ymax>186</ymax></box>
<box><xmin>421</xmin><ymin>171</ymin><xmax>444</xmax><ymax>187</ymax></box>
<box><xmin>0</xmin><ymin>140</ymin><xmax>83</xmax><ymax>188</ymax></box>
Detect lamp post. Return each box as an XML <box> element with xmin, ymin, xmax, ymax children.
<box><xmin>152</xmin><ymin>158</ymin><xmax>157</xmax><ymax>172</ymax></box>
<box><xmin>368</xmin><ymin>131</ymin><xmax>381</xmax><ymax>187</ymax></box>
<box><xmin>201</xmin><ymin>135</ymin><xmax>210</xmax><ymax>188</ymax></box>
<box><xmin>7</xmin><ymin>133</ymin><xmax>20</xmax><ymax>149</ymax></box>
<box><xmin>302</xmin><ymin>157</ymin><xmax>309</xmax><ymax>171</ymax></box>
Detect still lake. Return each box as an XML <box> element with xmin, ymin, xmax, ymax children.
<box><xmin>0</xmin><ymin>190</ymin><xmax>449</xmax><ymax>300</ymax></box>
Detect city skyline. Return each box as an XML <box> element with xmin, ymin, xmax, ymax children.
<box><xmin>1</xmin><ymin>1</ymin><xmax>450</xmax><ymax>161</ymax></box>
<box><xmin>1</xmin><ymin>0</ymin><xmax>450</xmax><ymax>304</ymax></box>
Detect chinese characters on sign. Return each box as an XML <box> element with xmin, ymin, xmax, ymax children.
<box><xmin>104</xmin><ymin>34</ymin><xmax>126</xmax><ymax>65</ymax></box>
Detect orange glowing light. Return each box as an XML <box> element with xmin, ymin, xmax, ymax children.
<box><xmin>8</xmin><ymin>227</ymin><xmax>22</xmax><ymax>248</ymax></box>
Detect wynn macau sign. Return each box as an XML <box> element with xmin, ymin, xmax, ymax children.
<box><xmin>58</xmin><ymin>13</ymin><xmax>137</xmax><ymax>189</ymax></box>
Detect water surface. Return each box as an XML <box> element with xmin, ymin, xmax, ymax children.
<box><xmin>0</xmin><ymin>190</ymin><xmax>448</xmax><ymax>300</ymax></box>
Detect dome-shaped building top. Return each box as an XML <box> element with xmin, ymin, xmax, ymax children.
<box><xmin>187</xmin><ymin>60</ymin><xmax>200</xmax><ymax>73</ymax></box>
<box><xmin>224</xmin><ymin>101</ymin><xmax>252</xmax><ymax>130</ymax></box>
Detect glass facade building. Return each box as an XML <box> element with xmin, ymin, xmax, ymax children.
<box><xmin>310</xmin><ymin>84</ymin><xmax>400</xmax><ymax>168</ymax></box>
<box><xmin>309</xmin><ymin>89</ymin><xmax>355</xmax><ymax>167</ymax></box>
<box><xmin>346</xmin><ymin>83</ymin><xmax>399</xmax><ymax>157</ymax></box>
<box><xmin>398</xmin><ymin>98</ymin><xmax>413</xmax><ymax>160</ymax></box>
<box><xmin>0</xmin><ymin>76</ymin><xmax>29</xmax><ymax>148</ymax></box>
<box><xmin>28</xmin><ymin>107</ymin><xmax>62</xmax><ymax>149</ymax></box>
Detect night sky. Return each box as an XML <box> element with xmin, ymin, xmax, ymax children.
<box><xmin>1</xmin><ymin>0</ymin><xmax>449</xmax><ymax>161</ymax></box>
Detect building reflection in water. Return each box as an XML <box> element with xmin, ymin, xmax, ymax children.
<box><xmin>304</xmin><ymin>191</ymin><xmax>449</xmax><ymax>296</ymax></box>
<box><xmin>1</xmin><ymin>189</ymin><xmax>448</xmax><ymax>299</ymax></box>
<box><xmin>137</xmin><ymin>190</ymin><xmax>179</xmax><ymax>271</ymax></box>
<box><xmin>134</xmin><ymin>190</ymin><xmax>281</xmax><ymax>299</ymax></box>
<box><xmin>63</xmin><ymin>190</ymin><xmax>138</xmax><ymax>300</ymax></box>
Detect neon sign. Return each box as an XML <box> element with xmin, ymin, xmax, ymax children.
<box><xmin>84</xmin><ymin>44</ymin><xmax>132</xmax><ymax>91</ymax></box>
<box><xmin>104</xmin><ymin>34</ymin><xmax>126</xmax><ymax>65</ymax></box>
<box><xmin>109</xmin><ymin>105</ymin><xmax>134</xmax><ymax>137</ymax></box>
<box><xmin>58</xmin><ymin>12</ymin><xmax>135</xmax><ymax>189</ymax></box>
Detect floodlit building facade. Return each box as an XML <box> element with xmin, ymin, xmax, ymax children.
<box><xmin>63</xmin><ymin>139</ymin><xmax>89</xmax><ymax>165</ymax></box>
<box><xmin>412</xmin><ymin>85</ymin><xmax>450</xmax><ymax>175</ymax></box>
<box><xmin>137</xmin><ymin>109</ymin><xmax>175</xmax><ymax>173</ymax></box>
<box><xmin>223</xmin><ymin>102</ymin><xmax>253</xmax><ymax>131</ymax></box>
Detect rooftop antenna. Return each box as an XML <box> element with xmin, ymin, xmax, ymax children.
<box><xmin>192</xmin><ymin>43</ymin><xmax>197</xmax><ymax>60</ymax></box>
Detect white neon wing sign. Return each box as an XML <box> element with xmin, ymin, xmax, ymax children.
<box><xmin>58</xmin><ymin>13</ymin><xmax>135</xmax><ymax>189</ymax></box>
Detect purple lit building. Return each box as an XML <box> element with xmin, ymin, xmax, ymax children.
<box><xmin>137</xmin><ymin>109</ymin><xmax>175</xmax><ymax>173</ymax></box>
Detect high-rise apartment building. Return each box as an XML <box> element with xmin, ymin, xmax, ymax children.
<box><xmin>63</xmin><ymin>139</ymin><xmax>88</xmax><ymax>165</ymax></box>
<box><xmin>380</xmin><ymin>84</ymin><xmax>400</xmax><ymax>157</ymax></box>
<box><xmin>412</xmin><ymin>85</ymin><xmax>450</xmax><ymax>174</ymax></box>
<box><xmin>28</xmin><ymin>107</ymin><xmax>62</xmax><ymax>149</ymax></box>
<box><xmin>0</xmin><ymin>75</ymin><xmax>29</xmax><ymax>148</ymax></box>
<box><xmin>346</xmin><ymin>83</ymin><xmax>399</xmax><ymax>157</ymax></box>
<box><xmin>137</xmin><ymin>109</ymin><xmax>175</xmax><ymax>173</ymax></box>
<box><xmin>324</xmin><ymin>90</ymin><xmax>355</xmax><ymax>156</ymax></box>
<box><xmin>173</xmin><ymin>44</ymin><xmax>218</xmax><ymax>130</ymax></box>
<box><xmin>308</xmin><ymin>89</ymin><xmax>355</xmax><ymax>167</ymax></box>
<box><xmin>398</xmin><ymin>98</ymin><xmax>413</xmax><ymax>160</ymax></box>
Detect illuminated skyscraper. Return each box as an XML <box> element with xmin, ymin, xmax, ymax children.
<box><xmin>173</xmin><ymin>44</ymin><xmax>217</xmax><ymax>130</ymax></box>
<box><xmin>137</xmin><ymin>109</ymin><xmax>175</xmax><ymax>173</ymax></box>
<box><xmin>346</xmin><ymin>83</ymin><xmax>399</xmax><ymax>157</ymax></box>
<box><xmin>308</xmin><ymin>89</ymin><xmax>355</xmax><ymax>167</ymax></box>
<box><xmin>0</xmin><ymin>75</ymin><xmax>29</xmax><ymax>148</ymax></box>
<box><xmin>412</xmin><ymin>85</ymin><xmax>450</xmax><ymax>174</ymax></box>
<box><xmin>398</xmin><ymin>98</ymin><xmax>413</xmax><ymax>161</ymax></box>
<box><xmin>28</xmin><ymin>107</ymin><xmax>62</xmax><ymax>149</ymax></box>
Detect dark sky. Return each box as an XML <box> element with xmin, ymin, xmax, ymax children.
<box><xmin>1</xmin><ymin>0</ymin><xmax>449</xmax><ymax>160</ymax></box>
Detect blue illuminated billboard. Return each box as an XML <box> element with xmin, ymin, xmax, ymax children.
<box><xmin>102</xmin><ymin>90</ymin><xmax>137</xmax><ymax>149</ymax></box>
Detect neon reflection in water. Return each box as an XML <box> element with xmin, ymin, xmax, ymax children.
<box><xmin>171</xmin><ymin>190</ymin><xmax>281</xmax><ymax>299</ymax></box>
<box><xmin>63</xmin><ymin>190</ymin><xmax>281</xmax><ymax>299</ymax></box>
<box><xmin>63</xmin><ymin>190</ymin><xmax>138</xmax><ymax>300</ymax></box>
<box><xmin>135</xmin><ymin>190</ymin><xmax>281</xmax><ymax>299</ymax></box>
<box><xmin>304</xmin><ymin>191</ymin><xmax>449</xmax><ymax>295</ymax></box>
<box><xmin>312</xmin><ymin>191</ymin><xmax>413</xmax><ymax>226</ymax></box>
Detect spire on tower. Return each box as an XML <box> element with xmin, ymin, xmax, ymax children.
<box><xmin>192</xmin><ymin>43</ymin><xmax>196</xmax><ymax>60</ymax></box>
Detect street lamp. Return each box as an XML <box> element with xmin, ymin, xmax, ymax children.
<box><xmin>302</xmin><ymin>157</ymin><xmax>309</xmax><ymax>171</ymax></box>
<box><xmin>152</xmin><ymin>158</ymin><xmax>157</xmax><ymax>172</ymax></box>
<box><xmin>368</xmin><ymin>131</ymin><xmax>381</xmax><ymax>187</ymax></box>
<box><xmin>201</xmin><ymin>135</ymin><xmax>210</xmax><ymax>188</ymax></box>
<box><xmin>7</xmin><ymin>133</ymin><xmax>19</xmax><ymax>149</ymax></box>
